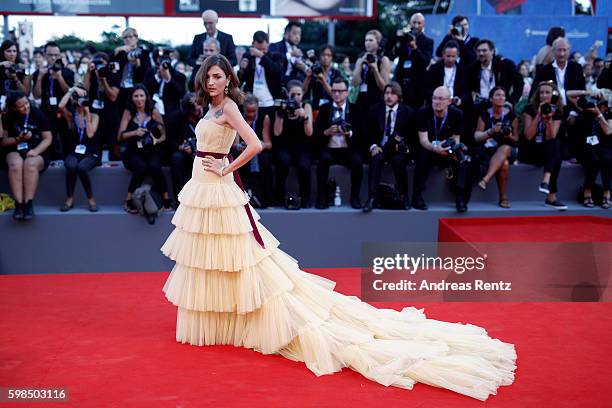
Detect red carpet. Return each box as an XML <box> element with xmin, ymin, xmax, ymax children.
<box><xmin>1</xmin><ymin>270</ymin><xmax>611</xmax><ymax>407</ymax></box>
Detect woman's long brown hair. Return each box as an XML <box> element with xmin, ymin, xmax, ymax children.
<box><xmin>193</xmin><ymin>54</ymin><xmax>243</xmax><ymax>107</ymax></box>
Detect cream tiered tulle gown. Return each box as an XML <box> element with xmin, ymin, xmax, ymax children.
<box><xmin>161</xmin><ymin>119</ymin><xmax>517</xmax><ymax>401</ymax></box>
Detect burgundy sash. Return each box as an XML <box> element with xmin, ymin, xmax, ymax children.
<box><xmin>196</xmin><ymin>150</ymin><xmax>264</xmax><ymax>248</ymax></box>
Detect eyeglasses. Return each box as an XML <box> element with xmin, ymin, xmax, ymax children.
<box><xmin>331</xmin><ymin>89</ymin><xmax>347</xmax><ymax>93</ymax></box>
<box><xmin>123</xmin><ymin>35</ymin><xmax>136</xmax><ymax>39</ymax></box>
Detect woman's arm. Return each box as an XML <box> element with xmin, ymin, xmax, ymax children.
<box><xmin>29</xmin><ymin>130</ymin><xmax>52</xmax><ymax>155</ymax></box>
<box><xmin>273</xmin><ymin>111</ymin><xmax>284</xmax><ymax>137</ymax></box>
<box><xmin>117</xmin><ymin>110</ymin><xmax>133</xmax><ymax>141</ymax></box>
<box><xmin>522</xmin><ymin>111</ymin><xmax>539</xmax><ymax>141</ymax></box>
<box><xmin>509</xmin><ymin>117</ymin><xmax>519</xmax><ymax>143</ymax></box>
<box><xmin>152</xmin><ymin>109</ymin><xmax>166</xmax><ymax>143</ymax></box>
<box><xmin>473</xmin><ymin>116</ymin><xmax>488</xmax><ymax>143</ymax></box>
<box><xmin>303</xmin><ymin>103</ymin><xmax>313</xmax><ymax>137</ymax></box>
<box><xmin>262</xmin><ymin>114</ymin><xmax>272</xmax><ymax>150</ymax></box>
<box><xmin>86</xmin><ymin>110</ymin><xmax>99</xmax><ymax>138</ymax></box>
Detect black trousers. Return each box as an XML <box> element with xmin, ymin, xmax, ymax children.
<box><xmin>123</xmin><ymin>149</ymin><xmax>167</xmax><ymax>195</ymax></box>
<box><xmin>238</xmin><ymin>150</ymin><xmax>274</xmax><ymax>207</ymax></box>
<box><xmin>520</xmin><ymin>138</ymin><xmax>562</xmax><ymax>194</ymax></box>
<box><xmin>170</xmin><ymin>150</ymin><xmax>194</xmax><ymax>200</ymax></box>
<box><xmin>64</xmin><ymin>153</ymin><xmax>98</xmax><ymax>199</ymax></box>
<box><xmin>413</xmin><ymin>147</ymin><xmax>472</xmax><ymax>199</ymax></box>
<box><xmin>583</xmin><ymin>145</ymin><xmax>612</xmax><ymax>191</ymax></box>
<box><xmin>367</xmin><ymin>148</ymin><xmax>408</xmax><ymax>198</ymax></box>
<box><xmin>274</xmin><ymin>146</ymin><xmax>311</xmax><ymax>204</ymax></box>
<box><xmin>316</xmin><ymin>147</ymin><xmax>363</xmax><ymax>199</ymax></box>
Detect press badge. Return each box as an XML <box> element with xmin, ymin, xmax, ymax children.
<box><xmin>359</xmin><ymin>83</ymin><xmax>367</xmax><ymax>92</ymax></box>
<box><xmin>432</xmin><ymin>140</ymin><xmax>441</xmax><ymax>147</ymax></box>
<box><xmin>49</xmin><ymin>97</ymin><xmax>58</xmax><ymax>106</ymax></box>
<box><xmin>0</xmin><ymin>95</ymin><xmax>6</xmax><ymax>110</ymax></box>
<box><xmin>535</xmin><ymin>134</ymin><xmax>544</xmax><ymax>144</ymax></box>
<box><xmin>484</xmin><ymin>138</ymin><xmax>498</xmax><ymax>148</ymax></box>
<box><xmin>586</xmin><ymin>135</ymin><xmax>600</xmax><ymax>146</ymax></box>
<box><xmin>92</xmin><ymin>99</ymin><xmax>105</xmax><ymax>109</ymax></box>
<box><xmin>75</xmin><ymin>144</ymin><xmax>87</xmax><ymax>154</ymax></box>
<box><xmin>137</xmin><ymin>140</ymin><xmax>143</xmax><ymax>149</ymax></box>
<box><xmin>17</xmin><ymin>142</ymin><xmax>28</xmax><ymax>151</ymax></box>
<box><xmin>403</xmin><ymin>60</ymin><xmax>412</xmax><ymax>69</ymax></box>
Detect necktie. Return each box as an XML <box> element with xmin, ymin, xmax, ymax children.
<box><xmin>382</xmin><ymin>109</ymin><xmax>393</xmax><ymax>146</ymax></box>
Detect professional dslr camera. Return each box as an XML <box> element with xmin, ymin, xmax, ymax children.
<box><xmin>159</xmin><ymin>57</ymin><xmax>172</xmax><ymax>70</ymax></box>
<box><xmin>441</xmin><ymin>137</ymin><xmax>470</xmax><ymax>163</ymax></box>
<box><xmin>364</xmin><ymin>53</ymin><xmax>378</xmax><ymax>65</ymax></box>
<box><xmin>390</xmin><ymin>134</ymin><xmax>410</xmax><ymax>154</ymax></box>
<box><xmin>6</xmin><ymin>63</ymin><xmax>25</xmax><ymax>75</ymax></box>
<box><xmin>49</xmin><ymin>60</ymin><xmax>64</xmax><ymax>72</ymax></box>
<box><xmin>577</xmin><ymin>95</ymin><xmax>602</xmax><ymax>110</ymax></box>
<box><xmin>140</xmin><ymin>124</ymin><xmax>161</xmax><ymax>151</ymax></box>
<box><xmin>395</xmin><ymin>27</ymin><xmax>415</xmax><ymax>46</ymax></box>
<box><xmin>330</xmin><ymin>116</ymin><xmax>352</xmax><ymax>134</ymax></box>
<box><xmin>127</xmin><ymin>47</ymin><xmax>143</xmax><ymax>60</ymax></box>
<box><xmin>311</xmin><ymin>62</ymin><xmax>324</xmax><ymax>76</ymax></box>
<box><xmin>71</xmin><ymin>92</ymin><xmax>89</xmax><ymax>108</ymax></box>
<box><xmin>274</xmin><ymin>89</ymin><xmax>303</xmax><ymax>119</ymax></box>
<box><xmin>450</xmin><ymin>25</ymin><xmax>466</xmax><ymax>39</ymax></box>
<box><xmin>540</xmin><ymin>89</ymin><xmax>560</xmax><ymax>115</ymax></box>
<box><xmin>92</xmin><ymin>57</ymin><xmax>118</xmax><ymax>78</ymax></box>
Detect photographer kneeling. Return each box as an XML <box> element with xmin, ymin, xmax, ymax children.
<box><xmin>1</xmin><ymin>91</ymin><xmax>52</xmax><ymax>220</ymax></box>
<box><xmin>412</xmin><ymin>86</ymin><xmax>472</xmax><ymax>213</ymax></box>
<box><xmin>273</xmin><ymin>80</ymin><xmax>313</xmax><ymax>208</ymax></box>
<box><xmin>117</xmin><ymin>84</ymin><xmax>171</xmax><ymax>213</ymax></box>
<box><xmin>474</xmin><ymin>86</ymin><xmax>518</xmax><ymax>208</ymax></box>
<box><xmin>58</xmin><ymin>85</ymin><xmax>100</xmax><ymax>212</ymax></box>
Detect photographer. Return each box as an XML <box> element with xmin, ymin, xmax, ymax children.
<box><xmin>273</xmin><ymin>80</ymin><xmax>313</xmax><ymax>208</ymax></box>
<box><xmin>235</xmin><ymin>94</ymin><xmax>274</xmax><ymax>208</ymax></box>
<box><xmin>83</xmin><ymin>52</ymin><xmax>121</xmax><ymax>160</ymax></box>
<box><xmin>168</xmin><ymin>93</ymin><xmax>204</xmax><ymax>205</ymax></box>
<box><xmin>427</xmin><ymin>41</ymin><xmax>470</xmax><ymax>113</ymax></box>
<box><xmin>0</xmin><ymin>40</ymin><xmax>30</xmax><ymax>107</ymax></box>
<box><xmin>117</xmin><ymin>84</ymin><xmax>171</xmax><ymax>213</ymax></box>
<box><xmin>474</xmin><ymin>86</ymin><xmax>519</xmax><ymax>208</ymax></box>
<box><xmin>188</xmin><ymin>37</ymin><xmax>221</xmax><ymax>92</ymax></box>
<box><xmin>113</xmin><ymin>28</ymin><xmax>151</xmax><ymax>111</ymax></box>
<box><xmin>412</xmin><ymin>86</ymin><xmax>472</xmax><ymax>212</ymax></box>
<box><xmin>238</xmin><ymin>31</ymin><xmax>284</xmax><ymax>120</ymax></box>
<box><xmin>32</xmin><ymin>41</ymin><xmax>75</xmax><ymax>158</ymax></box>
<box><xmin>57</xmin><ymin>85</ymin><xmax>100</xmax><ymax>212</ymax></box>
<box><xmin>1</xmin><ymin>91</ymin><xmax>52</xmax><ymax>220</ymax></box>
<box><xmin>394</xmin><ymin>14</ymin><xmax>433</xmax><ymax>109</ymax></box>
<box><xmin>522</xmin><ymin>81</ymin><xmax>566</xmax><ymax>210</ymax></box>
<box><xmin>143</xmin><ymin>49</ymin><xmax>187</xmax><ymax>119</ymax></box>
<box><xmin>569</xmin><ymin>92</ymin><xmax>611</xmax><ymax>208</ymax></box>
<box><xmin>269</xmin><ymin>22</ymin><xmax>307</xmax><ymax>85</ymax></box>
<box><xmin>363</xmin><ymin>82</ymin><xmax>414</xmax><ymax>213</ymax></box>
<box><xmin>435</xmin><ymin>15</ymin><xmax>479</xmax><ymax>67</ymax></box>
<box><xmin>303</xmin><ymin>44</ymin><xmax>341</xmax><ymax>114</ymax></box>
<box><xmin>314</xmin><ymin>77</ymin><xmax>364</xmax><ymax>209</ymax></box>
<box><xmin>353</xmin><ymin>30</ymin><xmax>391</xmax><ymax>115</ymax></box>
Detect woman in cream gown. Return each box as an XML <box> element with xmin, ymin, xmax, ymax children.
<box><xmin>161</xmin><ymin>55</ymin><xmax>516</xmax><ymax>401</ymax></box>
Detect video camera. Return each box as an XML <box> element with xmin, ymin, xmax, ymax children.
<box><xmin>441</xmin><ymin>137</ymin><xmax>470</xmax><ymax>163</ymax></box>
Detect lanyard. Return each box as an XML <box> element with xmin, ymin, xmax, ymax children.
<box><xmin>48</xmin><ymin>76</ymin><xmax>54</xmax><ymax>98</ymax></box>
<box><xmin>255</xmin><ymin>60</ymin><xmax>263</xmax><ymax>80</ymax></box>
<box><xmin>158</xmin><ymin>79</ymin><xmax>165</xmax><ymax>97</ymax></box>
<box><xmin>75</xmin><ymin>112</ymin><xmax>87</xmax><ymax>143</ymax></box>
<box><xmin>444</xmin><ymin>66</ymin><xmax>456</xmax><ymax>90</ymax></box>
<box><xmin>489</xmin><ymin>109</ymin><xmax>504</xmax><ymax>126</ymax></box>
<box><xmin>4</xmin><ymin>79</ymin><xmax>11</xmax><ymax>93</ymax></box>
<box><xmin>188</xmin><ymin>123</ymin><xmax>195</xmax><ymax>135</ymax></box>
<box><xmin>20</xmin><ymin>113</ymin><xmax>29</xmax><ymax>131</ymax></box>
<box><xmin>136</xmin><ymin>112</ymin><xmax>148</xmax><ymax>129</ymax></box>
<box><xmin>433</xmin><ymin>112</ymin><xmax>447</xmax><ymax>141</ymax></box>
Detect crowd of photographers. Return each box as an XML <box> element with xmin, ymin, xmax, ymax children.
<box><xmin>1</xmin><ymin>9</ymin><xmax>611</xmax><ymax>221</ymax></box>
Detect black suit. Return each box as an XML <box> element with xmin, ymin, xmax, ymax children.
<box><xmin>188</xmin><ymin>30</ymin><xmax>236</xmax><ymax>67</ymax></box>
<box><xmin>269</xmin><ymin>40</ymin><xmax>306</xmax><ymax>85</ymax></box>
<box><xmin>366</xmin><ymin>103</ymin><xmax>415</xmax><ymax>199</ymax></box>
<box><xmin>468</xmin><ymin>56</ymin><xmax>523</xmax><ymax>105</ymax></box>
<box><xmin>427</xmin><ymin>61</ymin><xmax>470</xmax><ymax>107</ymax></box>
<box><xmin>394</xmin><ymin>32</ymin><xmax>434</xmax><ymax>109</ymax></box>
<box><xmin>239</xmin><ymin>52</ymin><xmax>284</xmax><ymax>100</ymax></box>
<box><xmin>530</xmin><ymin>60</ymin><xmax>586</xmax><ymax>101</ymax></box>
<box><xmin>143</xmin><ymin>68</ymin><xmax>187</xmax><ymax>119</ymax></box>
<box><xmin>435</xmin><ymin>35</ymin><xmax>480</xmax><ymax>67</ymax></box>
<box><xmin>314</xmin><ymin>102</ymin><xmax>365</xmax><ymax>202</ymax></box>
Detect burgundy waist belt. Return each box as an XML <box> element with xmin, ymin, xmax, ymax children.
<box><xmin>196</xmin><ymin>150</ymin><xmax>264</xmax><ymax>248</ymax></box>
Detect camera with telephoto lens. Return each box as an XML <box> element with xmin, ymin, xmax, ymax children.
<box><xmin>50</xmin><ymin>60</ymin><xmax>64</xmax><ymax>72</ymax></box>
<box><xmin>501</xmin><ymin>123</ymin><xmax>513</xmax><ymax>137</ymax></box>
<box><xmin>450</xmin><ymin>25</ymin><xmax>465</xmax><ymax>38</ymax></box>
<box><xmin>577</xmin><ymin>95</ymin><xmax>600</xmax><ymax>110</ymax></box>
<box><xmin>396</xmin><ymin>27</ymin><xmax>415</xmax><ymax>45</ymax></box>
<box><xmin>441</xmin><ymin>137</ymin><xmax>470</xmax><ymax>163</ymax></box>
<box><xmin>6</xmin><ymin>63</ymin><xmax>24</xmax><ymax>75</ymax></box>
<box><xmin>159</xmin><ymin>57</ymin><xmax>172</xmax><ymax>70</ymax></box>
<box><xmin>330</xmin><ymin>116</ymin><xmax>352</xmax><ymax>134</ymax></box>
<box><xmin>92</xmin><ymin>57</ymin><xmax>116</xmax><ymax>78</ymax></box>
<box><xmin>365</xmin><ymin>53</ymin><xmax>378</xmax><ymax>64</ymax></box>
<box><xmin>540</xmin><ymin>102</ymin><xmax>557</xmax><ymax>116</ymax></box>
<box><xmin>311</xmin><ymin>63</ymin><xmax>323</xmax><ymax>76</ymax></box>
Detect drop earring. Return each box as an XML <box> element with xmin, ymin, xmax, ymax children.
<box><xmin>224</xmin><ymin>85</ymin><xmax>229</xmax><ymax>95</ymax></box>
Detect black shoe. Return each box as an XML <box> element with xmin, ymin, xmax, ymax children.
<box><xmin>88</xmin><ymin>202</ymin><xmax>99</xmax><ymax>212</ymax></box>
<box><xmin>315</xmin><ymin>197</ymin><xmax>328</xmax><ymax>210</ymax></box>
<box><xmin>456</xmin><ymin>196</ymin><xmax>468</xmax><ymax>213</ymax></box>
<box><xmin>412</xmin><ymin>195</ymin><xmax>428</xmax><ymax>210</ymax></box>
<box><xmin>60</xmin><ymin>201</ymin><xmax>74</xmax><ymax>212</ymax></box>
<box><xmin>539</xmin><ymin>182</ymin><xmax>550</xmax><ymax>194</ymax></box>
<box><xmin>124</xmin><ymin>199</ymin><xmax>139</xmax><ymax>214</ymax></box>
<box><xmin>402</xmin><ymin>196</ymin><xmax>411</xmax><ymax>210</ymax></box>
<box><xmin>13</xmin><ymin>202</ymin><xmax>24</xmax><ymax>220</ymax></box>
<box><xmin>544</xmin><ymin>198</ymin><xmax>568</xmax><ymax>211</ymax></box>
<box><xmin>362</xmin><ymin>198</ymin><xmax>375</xmax><ymax>213</ymax></box>
<box><xmin>23</xmin><ymin>200</ymin><xmax>34</xmax><ymax>220</ymax></box>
